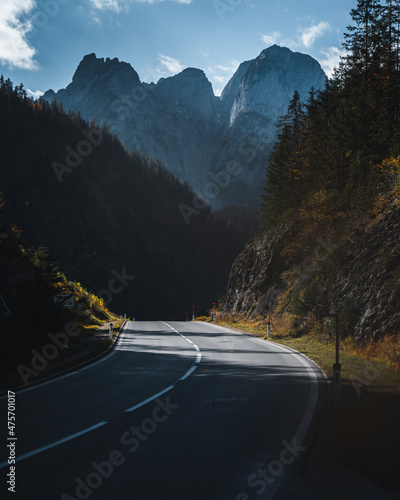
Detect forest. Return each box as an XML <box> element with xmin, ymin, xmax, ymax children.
<box><xmin>0</xmin><ymin>75</ymin><xmax>254</xmax><ymax>338</ymax></box>
<box><xmin>225</xmin><ymin>0</ymin><xmax>400</xmax><ymax>348</ymax></box>
<box><xmin>262</xmin><ymin>0</ymin><xmax>400</xmax><ymax>236</ymax></box>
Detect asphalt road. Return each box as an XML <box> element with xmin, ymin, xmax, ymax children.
<box><xmin>1</xmin><ymin>321</ymin><xmax>327</xmax><ymax>500</ymax></box>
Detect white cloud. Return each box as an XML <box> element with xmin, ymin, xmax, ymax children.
<box><xmin>27</xmin><ymin>88</ymin><xmax>43</xmax><ymax>98</ymax></box>
<box><xmin>215</xmin><ymin>60</ymin><xmax>239</xmax><ymax>74</ymax></box>
<box><xmin>260</xmin><ymin>32</ymin><xmax>298</xmax><ymax>51</ymax></box>
<box><xmin>89</xmin><ymin>0</ymin><xmax>122</xmax><ymax>11</ymax></box>
<box><xmin>158</xmin><ymin>54</ymin><xmax>185</xmax><ymax>74</ymax></box>
<box><xmin>207</xmin><ymin>59</ymin><xmax>239</xmax><ymax>96</ymax></box>
<box><xmin>261</xmin><ymin>21</ymin><xmax>331</xmax><ymax>52</ymax></box>
<box><xmin>138</xmin><ymin>0</ymin><xmax>192</xmax><ymax>3</ymax></box>
<box><xmin>319</xmin><ymin>46</ymin><xmax>345</xmax><ymax>78</ymax></box>
<box><xmin>214</xmin><ymin>75</ymin><xmax>228</xmax><ymax>84</ymax></box>
<box><xmin>300</xmin><ymin>21</ymin><xmax>330</xmax><ymax>49</ymax></box>
<box><xmin>0</xmin><ymin>0</ymin><xmax>38</xmax><ymax>70</ymax></box>
<box><xmin>89</xmin><ymin>0</ymin><xmax>191</xmax><ymax>10</ymax></box>
<box><xmin>261</xmin><ymin>32</ymin><xmax>281</xmax><ymax>46</ymax></box>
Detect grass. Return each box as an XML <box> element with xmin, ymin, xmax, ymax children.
<box><xmin>213</xmin><ymin>314</ymin><xmax>400</xmax><ymax>392</ymax></box>
<box><xmin>199</xmin><ymin>313</ymin><xmax>400</xmax><ymax>490</ymax></box>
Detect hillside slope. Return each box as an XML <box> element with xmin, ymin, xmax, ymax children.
<box><xmin>0</xmin><ymin>79</ymin><xmax>247</xmax><ymax>319</ymax></box>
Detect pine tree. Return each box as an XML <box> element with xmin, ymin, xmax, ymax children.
<box><xmin>261</xmin><ymin>91</ymin><xmax>306</xmax><ymax>224</ymax></box>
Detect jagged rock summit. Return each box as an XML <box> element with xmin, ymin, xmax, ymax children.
<box><xmin>224</xmin><ymin>45</ymin><xmax>326</xmax><ymax>125</ymax></box>
<box><xmin>43</xmin><ymin>46</ymin><xmax>326</xmax><ymax>209</ymax></box>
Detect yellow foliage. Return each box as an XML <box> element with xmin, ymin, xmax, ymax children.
<box><xmin>345</xmin><ymin>334</ymin><xmax>400</xmax><ymax>371</ymax></box>
<box><xmin>377</xmin><ymin>157</ymin><xmax>400</xmax><ymax>194</ymax></box>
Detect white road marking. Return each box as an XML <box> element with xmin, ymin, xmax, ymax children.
<box><xmin>124</xmin><ymin>385</ymin><xmax>175</xmax><ymax>412</ymax></box>
<box><xmin>162</xmin><ymin>321</ymin><xmax>202</xmax><ymax>374</ymax></box>
<box><xmin>0</xmin><ymin>322</ymin><xmax>128</xmax><ymax>398</ymax></box>
<box><xmin>0</xmin><ymin>422</ymin><xmax>107</xmax><ymax>468</ymax></box>
<box><xmin>198</xmin><ymin>322</ymin><xmax>321</xmax><ymax>448</ymax></box>
<box><xmin>0</xmin><ymin>321</ymin><xmax>202</xmax><ymax>468</ymax></box>
<box><xmin>179</xmin><ymin>365</ymin><xmax>197</xmax><ymax>381</ymax></box>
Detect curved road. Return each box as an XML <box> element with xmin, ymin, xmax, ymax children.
<box><xmin>2</xmin><ymin>321</ymin><xmax>326</xmax><ymax>499</ymax></box>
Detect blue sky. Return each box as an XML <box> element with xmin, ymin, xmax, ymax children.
<box><xmin>0</xmin><ymin>0</ymin><xmax>354</xmax><ymax>98</ymax></box>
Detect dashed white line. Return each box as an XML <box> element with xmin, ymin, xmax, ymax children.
<box><xmin>124</xmin><ymin>385</ymin><xmax>175</xmax><ymax>413</ymax></box>
<box><xmin>0</xmin><ymin>321</ymin><xmax>202</xmax><ymax>469</ymax></box>
<box><xmin>0</xmin><ymin>422</ymin><xmax>107</xmax><ymax>469</ymax></box>
<box><xmin>161</xmin><ymin>321</ymin><xmax>202</xmax><ymax>375</ymax></box>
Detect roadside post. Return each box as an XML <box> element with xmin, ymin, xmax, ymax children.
<box><xmin>267</xmin><ymin>303</ymin><xmax>271</xmax><ymax>339</ymax></box>
<box><xmin>109</xmin><ymin>322</ymin><xmax>113</xmax><ymax>340</ymax></box>
<box><xmin>0</xmin><ymin>295</ymin><xmax>11</xmax><ymax>318</ymax></box>
<box><xmin>185</xmin><ymin>312</ymin><xmax>188</xmax><ymax>322</ymax></box>
<box><xmin>212</xmin><ymin>302</ymin><xmax>216</xmax><ymax>323</ymax></box>
<box><xmin>326</xmin><ymin>310</ymin><xmax>341</xmax><ymax>408</ymax></box>
<box><xmin>192</xmin><ymin>305</ymin><xmax>195</xmax><ymax>321</ymax></box>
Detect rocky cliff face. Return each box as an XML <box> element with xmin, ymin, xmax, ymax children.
<box><xmin>43</xmin><ymin>46</ymin><xmax>326</xmax><ymax>209</ymax></box>
<box><xmin>223</xmin><ymin>207</ymin><xmax>400</xmax><ymax>341</ymax></box>
<box><xmin>330</xmin><ymin>209</ymin><xmax>400</xmax><ymax>340</ymax></box>
<box><xmin>223</xmin><ymin>225</ymin><xmax>292</xmax><ymax>314</ymax></box>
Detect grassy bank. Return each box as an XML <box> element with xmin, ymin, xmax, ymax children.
<box><xmin>213</xmin><ymin>314</ymin><xmax>400</xmax><ymax>392</ymax></box>
<box><xmin>1</xmin><ymin>278</ymin><xmax>128</xmax><ymax>391</ymax></box>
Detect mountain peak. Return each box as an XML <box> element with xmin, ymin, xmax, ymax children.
<box><xmin>157</xmin><ymin>67</ymin><xmax>211</xmax><ymax>87</ymax></box>
<box><xmin>155</xmin><ymin>67</ymin><xmax>217</xmax><ymax>117</ymax></box>
<box><xmin>224</xmin><ymin>45</ymin><xmax>326</xmax><ymax>126</ymax></box>
<box><xmin>42</xmin><ymin>49</ymin><xmax>326</xmax><ymax>209</ymax></box>
<box><xmin>73</xmin><ymin>53</ymin><xmax>140</xmax><ymax>85</ymax></box>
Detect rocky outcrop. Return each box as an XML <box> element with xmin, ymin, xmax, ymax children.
<box><xmin>223</xmin><ymin>207</ymin><xmax>400</xmax><ymax>341</ymax></box>
<box><xmin>329</xmin><ymin>208</ymin><xmax>400</xmax><ymax>340</ymax></box>
<box><xmin>223</xmin><ymin>224</ymin><xmax>292</xmax><ymax>314</ymax></box>
<box><xmin>43</xmin><ymin>46</ymin><xmax>326</xmax><ymax>209</ymax></box>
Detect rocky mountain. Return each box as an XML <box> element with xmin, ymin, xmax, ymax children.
<box><xmin>43</xmin><ymin>46</ymin><xmax>326</xmax><ymax>209</ymax></box>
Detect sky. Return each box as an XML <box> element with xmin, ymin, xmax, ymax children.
<box><xmin>0</xmin><ymin>0</ymin><xmax>354</xmax><ymax>98</ymax></box>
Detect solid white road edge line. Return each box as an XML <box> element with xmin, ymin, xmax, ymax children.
<box><xmin>197</xmin><ymin>322</ymin><xmax>320</xmax><ymax>448</ymax></box>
